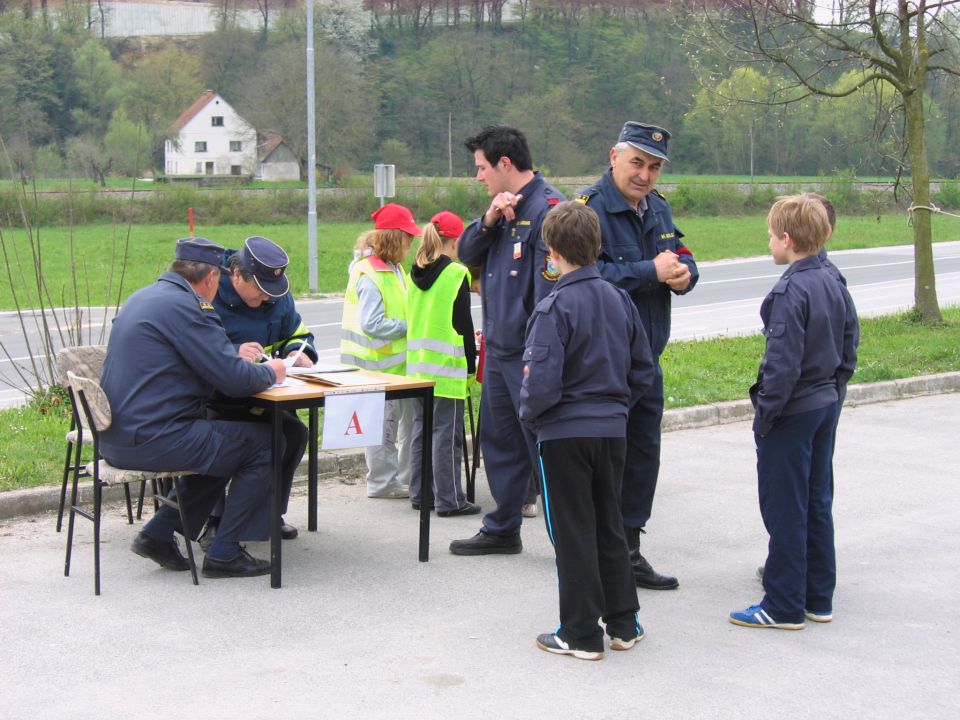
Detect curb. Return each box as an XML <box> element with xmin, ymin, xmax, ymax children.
<box><xmin>3</xmin><ymin>372</ymin><xmax>958</xmax><ymax>522</ymax></box>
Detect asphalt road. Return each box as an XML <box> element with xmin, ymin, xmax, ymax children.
<box><xmin>2</xmin><ymin>241</ymin><xmax>959</xmax><ymax>407</ymax></box>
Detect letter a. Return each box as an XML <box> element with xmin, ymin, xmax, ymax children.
<box><xmin>344</xmin><ymin>411</ymin><xmax>363</xmax><ymax>436</ymax></box>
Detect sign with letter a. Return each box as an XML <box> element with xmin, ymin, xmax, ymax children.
<box><xmin>322</xmin><ymin>392</ymin><xmax>385</xmax><ymax>449</ymax></box>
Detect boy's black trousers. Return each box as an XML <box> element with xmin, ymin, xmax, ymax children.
<box><xmin>538</xmin><ymin>437</ymin><xmax>640</xmax><ymax>651</ymax></box>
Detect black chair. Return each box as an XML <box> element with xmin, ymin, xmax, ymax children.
<box><xmin>64</xmin><ymin>371</ymin><xmax>200</xmax><ymax>594</ymax></box>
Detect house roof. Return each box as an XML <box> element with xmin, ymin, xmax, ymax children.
<box><xmin>171</xmin><ymin>90</ymin><xmax>218</xmax><ymax>132</ymax></box>
<box><xmin>258</xmin><ymin>131</ymin><xmax>285</xmax><ymax>162</ymax></box>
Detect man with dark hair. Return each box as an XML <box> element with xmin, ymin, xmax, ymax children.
<box><xmin>100</xmin><ymin>237</ymin><xmax>288</xmax><ymax>579</ymax></box>
<box><xmin>451</xmin><ymin>125</ymin><xmax>564</xmax><ymax>556</ymax></box>
<box><xmin>576</xmin><ymin>121</ymin><xmax>699</xmax><ymax>590</ymax></box>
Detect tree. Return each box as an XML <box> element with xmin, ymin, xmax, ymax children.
<box><xmin>685</xmin><ymin>0</ymin><xmax>960</xmax><ymax>323</ymax></box>
<box><xmin>71</xmin><ymin>38</ymin><xmax>121</xmax><ymax>136</ymax></box>
<box><xmin>103</xmin><ymin>108</ymin><xmax>146</xmax><ymax>177</ymax></box>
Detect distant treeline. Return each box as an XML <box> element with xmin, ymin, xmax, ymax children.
<box><xmin>2</xmin><ymin>1</ymin><xmax>959</xmax><ymax>182</ymax></box>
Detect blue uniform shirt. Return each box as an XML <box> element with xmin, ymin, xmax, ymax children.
<box><xmin>578</xmin><ymin>170</ymin><xmax>698</xmax><ymax>357</ymax></box>
<box><xmin>214</xmin><ymin>249</ymin><xmax>318</xmax><ymax>361</ymax></box>
<box><xmin>519</xmin><ymin>265</ymin><xmax>655</xmax><ymax>442</ymax></box>
<box><xmin>751</xmin><ymin>255</ymin><xmax>860</xmax><ymax>436</ymax></box>
<box><xmin>100</xmin><ymin>271</ymin><xmax>276</xmax><ymax>453</ymax></box>
<box><xmin>458</xmin><ymin>171</ymin><xmax>563</xmax><ymax>359</ymax></box>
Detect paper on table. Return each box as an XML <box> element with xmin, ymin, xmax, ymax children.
<box><xmin>287</xmin><ymin>362</ymin><xmax>359</xmax><ymax>375</ymax></box>
<box><xmin>269</xmin><ymin>376</ymin><xmax>305</xmax><ymax>389</ymax></box>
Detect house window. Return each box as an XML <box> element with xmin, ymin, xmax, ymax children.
<box><xmin>231</xmin><ymin>165</ymin><xmax>242</xmax><ymax>176</ymax></box>
<box><xmin>211</xmin><ymin>116</ymin><xmax>224</xmax><ymax>127</ymax></box>
<box><xmin>229</xmin><ymin>141</ymin><xmax>242</xmax><ymax>152</ymax></box>
<box><xmin>195</xmin><ymin>141</ymin><xmax>207</xmax><ymax>153</ymax></box>
<box><xmin>195</xmin><ymin>162</ymin><xmax>203</xmax><ymax>174</ymax></box>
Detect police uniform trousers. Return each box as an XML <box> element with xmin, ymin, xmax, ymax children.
<box><xmin>206</xmin><ymin>405</ymin><xmax>307</xmax><ymax>518</ymax></box>
<box><xmin>539</xmin><ymin>437</ymin><xmax>640</xmax><ymax>652</ymax></box>
<box><xmin>104</xmin><ymin>418</ymin><xmax>279</xmax><ymax>545</ymax></box>
<box><xmin>479</xmin><ymin>354</ymin><xmax>538</xmax><ymax>536</ymax></box>
<box><xmin>409</xmin><ymin>396</ymin><xmax>468</xmax><ymax>513</ymax></box>
<box><xmin>757</xmin><ymin>401</ymin><xmax>840</xmax><ymax>623</ymax></box>
<box><xmin>621</xmin><ymin>362</ymin><xmax>664</xmax><ymax>530</ymax></box>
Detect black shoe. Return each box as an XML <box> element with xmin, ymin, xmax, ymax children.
<box><xmin>281</xmin><ymin>519</ymin><xmax>298</xmax><ymax>540</ymax></box>
<box><xmin>131</xmin><ymin>531</ymin><xmax>190</xmax><ymax>571</ymax></box>
<box><xmin>201</xmin><ymin>547</ymin><xmax>271</xmax><ymax>579</ymax></box>
<box><xmin>198</xmin><ymin>517</ymin><xmax>219</xmax><ymax>553</ymax></box>
<box><xmin>438</xmin><ymin>501</ymin><xmax>482</xmax><ymax>517</ymax></box>
<box><xmin>756</xmin><ymin>564</ymin><xmax>765</xmax><ymax>580</ymax></box>
<box><xmin>633</xmin><ymin>553</ymin><xmax>679</xmax><ymax>590</ymax></box>
<box><xmin>449</xmin><ymin>530</ymin><xmax>522</xmax><ymax>556</ymax></box>
<box><xmin>411</xmin><ymin>501</ymin><xmax>435</xmax><ymax>511</ymax></box>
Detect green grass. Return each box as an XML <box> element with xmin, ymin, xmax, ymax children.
<box><xmin>4</xmin><ymin>212</ymin><xmax>959</xmax><ymax>310</ymax></box>
<box><xmin>3</xmin><ymin>308</ymin><xmax>958</xmax><ymax>492</ymax></box>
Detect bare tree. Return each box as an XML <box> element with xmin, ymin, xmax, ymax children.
<box><xmin>685</xmin><ymin>0</ymin><xmax>960</xmax><ymax>323</ymax></box>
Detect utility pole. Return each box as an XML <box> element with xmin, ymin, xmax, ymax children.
<box><xmin>448</xmin><ymin>112</ymin><xmax>453</xmax><ymax>179</ymax></box>
<box><xmin>306</xmin><ymin>0</ymin><xmax>318</xmax><ymax>293</ymax></box>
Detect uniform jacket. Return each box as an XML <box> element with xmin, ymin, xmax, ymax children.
<box><xmin>458</xmin><ymin>171</ymin><xmax>563</xmax><ymax>360</ymax></box>
<box><xmin>213</xmin><ymin>250</ymin><xmax>317</xmax><ymax>362</ymax></box>
<box><xmin>519</xmin><ymin>265</ymin><xmax>655</xmax><ymax>442</ymax></box>
<box><xmin>751</xmin><ymin>255</ymin><xmax>860</xmax><ymax>436</ymax></box>
<box><xmin>100</xmin><ymin>271</ymin><xmax>276</xmax><ymax>461</ymax></box>
<box><xmin>578</xmin><ymin>170</ymin><xmax>698</xmax><ymax>357</ymax></box>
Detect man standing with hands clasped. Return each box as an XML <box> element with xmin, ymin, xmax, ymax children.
<box><xmin>576</xmin><ymin>122</ymin><xmax>698</xmax><ymax>590</ymax></box>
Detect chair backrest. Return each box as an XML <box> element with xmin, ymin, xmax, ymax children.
<box><xmin>56</xmin><ymin>345</ymin><xmax>108</xmax><ymax>386</ymax></box>
<box><xmin>66</xmin><ymin>371</ymin><xmax>113</xmax><ymax>433</ymax></box>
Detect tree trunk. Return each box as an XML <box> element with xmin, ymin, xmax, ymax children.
<box><xmin>903</xmin><ymin>89</ymin><xmax>942</xmax><ymax>323</ymax></box>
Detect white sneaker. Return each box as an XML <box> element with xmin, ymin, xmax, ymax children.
<box><xmin>522</xmin><ymin>502</ymin><xmax>538</xmax><ymax>518</ymax></box>
<box><xmin>368</xmin><ymin>484</ymin><xmax>410</xmax><ymax>499</ymax></box>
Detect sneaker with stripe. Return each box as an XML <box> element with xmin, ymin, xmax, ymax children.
<box><xmin>535</xmin><ymin>633</ymin><xmax>603</xmax><ymax>661</ymax></box>
<box><xmin>729</xmin><ymin>604</ymin><xmax>805</xmax><ymax>630</ymax></box>
<box><xmin>804</xmin><ymin>609</ymin><xmax>833</xmax><ymax>623</ymax></box>
<box><xmin>609</xmin><ymin>618</ymin><xmax>645</xmax><ymax>650</ymax></box>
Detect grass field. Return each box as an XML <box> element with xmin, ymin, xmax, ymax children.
<box><xmin>3</xmin><ymin>212</ymin><xmax>959</xmax><ymax>310</ymax></box>
<box><xmin>3</xmin><ymin>307</ymin><xmax>958</xmax><ymax>492</ymax></box>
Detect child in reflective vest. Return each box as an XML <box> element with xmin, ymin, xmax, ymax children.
<box><xmin>406</xmin><ymin>211</ymin><xmax>481</xmax><ymax>516</ymax></box>
<box><xmin>340</xmin><ymin>203</ymin><xmax>419</xmax><ymax>499</ymax></box>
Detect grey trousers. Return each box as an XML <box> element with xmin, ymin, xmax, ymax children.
<box><xmin>364</xmin><ymin>397</ymin><xmax>413</xmax><ymax>496</ymax></box>
<box><xmin>409</xmin><ymin>396</ymin><xmax>468</xmax><ymax>512</ymax></box>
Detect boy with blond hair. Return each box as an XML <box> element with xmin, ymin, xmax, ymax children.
<box><xmin>730</xmin><ymin>194</ymin><xmax>859</xmax><ymax>630</ymax></box>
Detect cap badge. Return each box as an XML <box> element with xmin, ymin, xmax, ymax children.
<box><xmin>274</xmin><ymin>268</ymin><xmax>282</xmax><ymax>276</ymax></box>
<box><xmin>651</xmin><ymin>132</ymin><xmax>663</xmax><ymax>142</ymax></box>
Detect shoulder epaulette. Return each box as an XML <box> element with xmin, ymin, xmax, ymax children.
<box><xmin>651</xmin><ymin>188</ymin><xmax>666</xmax><ymax>201</ymax></box>
<box><xmin>771</xmin><ymin>275</ymin><xmax>791</xmax><ymax>295</ymax></box>
<box><xmin>575</xmin><ymin>190</ymin><xmax>596</xmax><ymax>205</ymax></box>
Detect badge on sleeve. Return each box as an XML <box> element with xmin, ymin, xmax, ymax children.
<box><xmin>199</xmin><ymin>300</ymin><xmax>215</xmax><ymax>311</ymax></box>
<box><xmin>541</xmin><ymin>256</ymin><xmax>560</xmax><ymax>281</ymax></box>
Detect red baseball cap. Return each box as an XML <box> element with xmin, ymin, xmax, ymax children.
<box><xmin>371</xmin><ymin>203</ymin><xmax>421</xmax><ymax>236</ymax></box>
<box><xmin>430</xmin><ymin>211</ymin><xmax>465</xmax><ymax>239</ymax></box>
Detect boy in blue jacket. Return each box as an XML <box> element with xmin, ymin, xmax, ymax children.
<box><xmin>519</xmin><ymin>201</ymin><xmax>656</xmax><ymax>660</ymax></box>
<box><xmin>731</xmin><ymin>194</ymin><xmax>859</xmax><ymax>630</ymax></box>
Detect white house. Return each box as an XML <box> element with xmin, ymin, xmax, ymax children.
<box><xmin>165</xmin><ymin>91</ymin><xmax>258</xmax><ymax>177</ymax></box>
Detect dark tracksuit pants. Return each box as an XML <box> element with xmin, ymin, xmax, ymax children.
<box><xmin>480</xmin><ymin>354</ymin><xmax>538</xmax><ymax>536</ymax></box>
<box><xmin>757</xmin><ymin>402</ymin><xmax>840</xmax><ymax>623</ymax></box>
<box><xmin>539</xmin><ymin>437</ymin><xmax>640</xmax><ymax>652</ymax></box>
<box><xmin>105</xmin><ymin>418</ymin><xmax>280</xmax><ymax>547</ymax></box>
<box><xmin>621</xmin><ymin>363</ymin><xmax>663</xmax><ymax>530</ymax></box>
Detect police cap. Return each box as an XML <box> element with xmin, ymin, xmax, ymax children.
<box><xmin>618</xmin><ymin>121</ymin><xmax>671</xmax><ymax>162</ymax></box>
<box><xmin>237</xmin><ymin>236</ymin><xmax>290</xmax><ymax>298</ymax></box>
<box><xmin>175</xmin><ymin>237</ymin><xmax>226</xmax><ymax>268</ymax></box>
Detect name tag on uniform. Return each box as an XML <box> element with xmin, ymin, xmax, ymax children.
<box><xmin>513</xmin><ymin>242</ymin><xmax>522</xmax><ymax>260</ymax></box>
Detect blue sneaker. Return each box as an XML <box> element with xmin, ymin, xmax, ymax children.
<box><xmin>804</xmin><ymin>609</ymin><xmax>833</xmax><ymax>623</ymax></box>
<box><xmin>535</xmin><ymin>633</ymin><xmax>603</xmax><ymax>661</ymax></box>
<box><xmin>729</xmin><ymin>604</ymin><xmax>805</xmax><ymax>630</ymax></box>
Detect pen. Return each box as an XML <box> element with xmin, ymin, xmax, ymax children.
<box><xmin>286</xmin><ymin>344</ymin><xmax>305</xmax><ymax>367</ymax></box>
<box><xmin>260</xmin><ymin>352</ymin><xmax>272</xmax><ymax>363</ymax></box>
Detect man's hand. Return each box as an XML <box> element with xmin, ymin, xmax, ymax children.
<box><xmin>238</xmin><ymin>341</ymin><xmax>265</xmax><ymax>363</ymax></box>
<box><xmin>665</xmin><ymin>263</ymin><xmax>692</xmax><ymax>291</ymax></box>
<box><xmin>653</xmin><ymin>250</ymin><xmax>681</xmax><ymax>282</ymax></box>
<box><xmin>266</xmin><ymin>358</ymin><xmax>287</xmax><ymax>383</ymax></box>
<box><xmin>482</xmin><ymin>192</ymin><xmax>524</xmax><ymax>227</ymax></box>
<box><xmin>292</xmin><ymin>351</ymin><xmax>313</xmax><ymax>368</ymax></box>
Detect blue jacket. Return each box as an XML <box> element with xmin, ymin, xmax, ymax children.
<box><xmin>458</xmin><ymin>172</ymin><xmax>564</xmax><ymax>359</ymax></box>
<box><xmin>214</xmin><ymin>249</ymin><xmax>317</xmax><ymax>362</ymax></box>
<box><xmin>751</xmin><ymin>255</ymin><xmax>860</xmax><ymax>436</ymax></box>
<box><xmin>577</xmin><ymin>170</ymin><xmax>698</xmax><ymax>357</ymax></box>
<box><xmin>100</xmin><ymin>272</ymin><xmax>276</xmax><ymax>464</ymax></box>
<box><xmin>519</xmin><ymin>265</ymin><xmax>655</xmax><ymax>442</ymax></box>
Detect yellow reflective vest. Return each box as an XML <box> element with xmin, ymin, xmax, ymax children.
<box><xmin>406</xmin><ymin>262</ymin><xmax>470</xmax><ymax>399</ymax></box>
<box><xmin>340</xmin><ymin>257</ymin><xmax>409</xmax><ymax>375</ymax></box>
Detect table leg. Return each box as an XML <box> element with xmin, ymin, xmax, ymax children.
<box><xmin>308</xmin><ymin>408</ymin><xmax>318</xmax><ymax>532</ymax></box>
<box><xmin>270</xmin><ymin>403</ymin><xmax>283</xmax><ymax>588</ymax></box>
<box><xmin>419</xmin><ymin>387</ymin><xmax>434</xmax><ymax>562</ymax></box>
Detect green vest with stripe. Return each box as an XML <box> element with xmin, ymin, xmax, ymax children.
<box><xmin>340</xmin><ymin>257</ymin><xmax>408</xmax><ymax>375</ymax></box>
<box><xmin>406</xmin><ymin>262</ymin><xmax>470</xmax><ymax>399</ymax></box>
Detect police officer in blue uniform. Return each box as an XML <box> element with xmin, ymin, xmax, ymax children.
<box><xmin>100</xmin><ymin>237</ymin><xmax>288</xmax><ymax>578</ymax></box>
<box><xmin>451</xmin><ymin>125</ymin><xmax>563</xmax><ymax>555</ymax></box>
<box><xmin>199</xmin><ymin>236</ymin><xmax>317</xmax><ymax>547</ymax></box>
<box><xmin>576</xmin><ymin>122</ymin><xmax>699</xmax><ymax>589</ymax></box>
